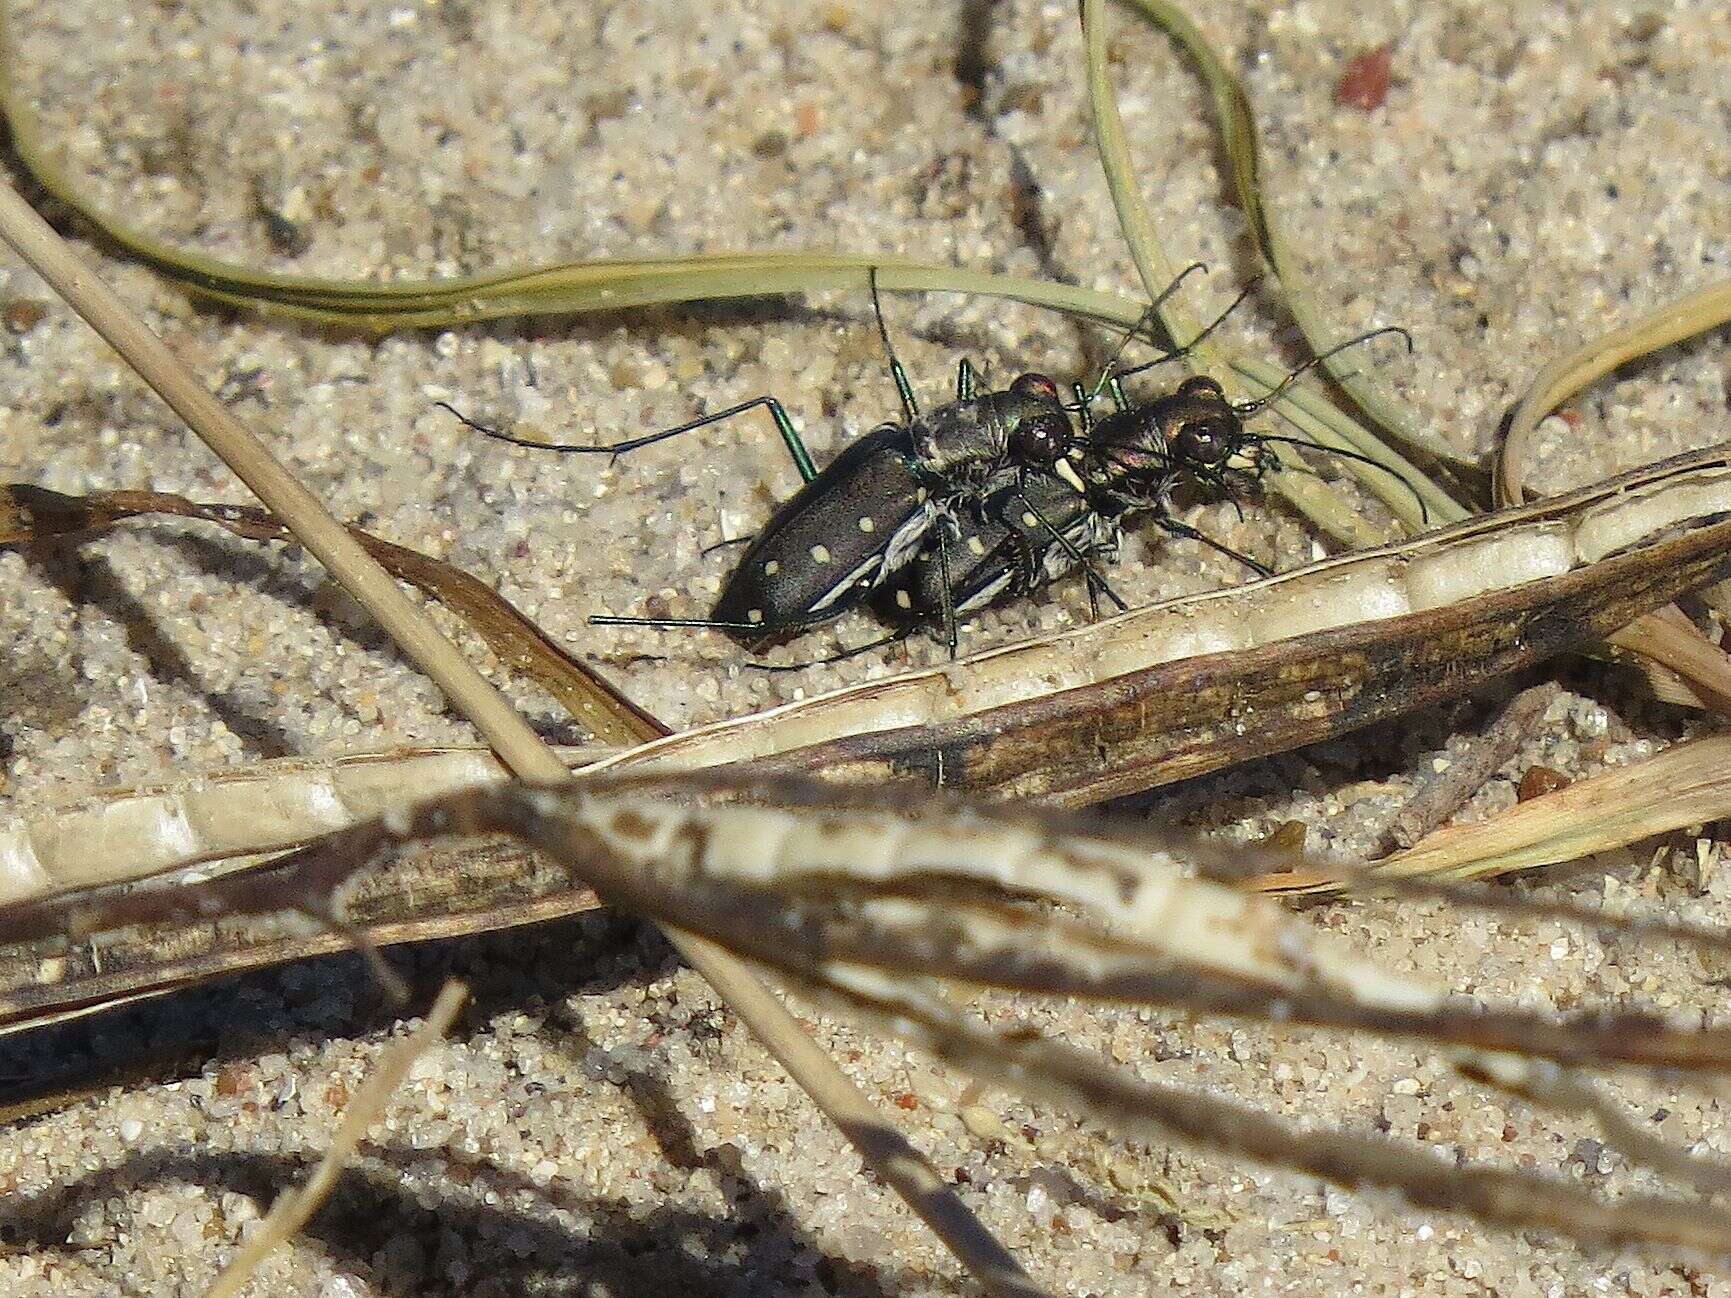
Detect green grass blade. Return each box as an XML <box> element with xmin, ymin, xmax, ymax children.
<box><xmin>1080</xmin><ymin>0</ymin><xmax>1208</xmax><ymax>363</ymax></box>
<box><xmin>1114</xmin><ymin>0</ymin><xmax>1478</xmax><ymax>472</ymax></box>
<box><xmin>0</xmin><ymin>13</ymin><xmax>1165</xmax><ymax>337</ymax></box>
<box><xmin>1084</xmin><ymin>0</ymin><xmax>1463</xmax><ymax>539</ymax></box>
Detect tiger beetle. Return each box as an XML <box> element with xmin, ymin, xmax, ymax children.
<box><xmin>1077</xmin><ymin>328</ymin><xmax>1422</xmax><ymax>529</ymax></box>
<box><xmin>875</xmin><ymin>327</ymin><xmax>1422</xmax><ymax>637</ymax></box>
<box><xmin>441</xmin><ymin>267</ymin><xmax>1209</xmax><ymax>658</ymax></box>
<box><xmin>443</xmin><ymin>270</ymin><xmax>1418</xmax><ymax>664</ymax></box>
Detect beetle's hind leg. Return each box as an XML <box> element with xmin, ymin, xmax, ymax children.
<box><xmin>440</xmin><ymin>394</ymin><xmax>821</xmax><ymax>485</ymax></box>
<box><xmin>1014</xmin><ymin>489</ymin><xmax>1129</xmax><ymax>614</ymax></box>
<box><xmin>742</xmin><ymin>625</ymin><xmax>916</xmax><ymax>673</ymax></box>
<box><xmin>956</xmin><ymin>357</ymin><xmax>977</xmax><ymax>402</ymax></box>
<box><xmin>1153</xmin><ymin>514</ymin><xmax>1273</xmax><ymax>579</ymax></box>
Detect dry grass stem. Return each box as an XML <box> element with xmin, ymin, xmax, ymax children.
<box><xmin>1249</xmin><ymin>733</ymin><xmax>1731</xmax><ymax>893</ymax></box>
<box><xmin>13</xmin><ymin>774</ymin><xmax>1731</xmax><ymax>1261</ymax></box>
<box><xmin>204</xmin><ymin>980</ymin><xmax>469</xmax><ymax>1298</ymax></box>
<box><xmin>0</xmin><ymin>177</ymin><xmax>1036</xmax><ymax>1297</ymax></box>
<box><xmin>1382</xmin><ymin>683</ymin><xmax>1563</xmax><ymax>853</ymax></box>
<box><xmin>0</xmin><ymin>483</ymin><xmax>658</xmax><ymax>746</ymax></box>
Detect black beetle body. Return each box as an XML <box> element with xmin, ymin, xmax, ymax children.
<box><xmin>711</xmin><ymin>374</ymin><xmax>1081</xmax><ymax>648</ymax></box>
<box><xmin>711</xmin><ymin>422</ymin><xmax>937</xmax><ymax>645</ymax></box>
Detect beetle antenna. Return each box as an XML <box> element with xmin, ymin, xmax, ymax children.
<box><xmin>1238</xmin><ymin>434</ymin><xmax>1431</xmax><ymax>523</ymax></box>
<box><xmin>1082</xmin><ymin>261</ymin><xmax>1209</xmax><ymax>402</ymax></box>
<box><xmin>1232</xmin><ymin>326</ymin><xmax>1414</xmax><ymax>416</ymax></box>
<box><xmin>1107</xmin><ymin>277</ymin><xmax>1261</xmax><ymax>385</ymax></box>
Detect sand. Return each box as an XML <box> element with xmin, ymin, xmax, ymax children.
<box><xmin>1</xmin><ymin>0</ymin><xmax>1730</xmax><ymax>1294</ymax></box>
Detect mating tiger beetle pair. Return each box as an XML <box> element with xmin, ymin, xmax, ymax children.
<box><xmin>439</xmin><ymin>268</ymin><xmax>1414</xmax><ymax>667</ymax></box>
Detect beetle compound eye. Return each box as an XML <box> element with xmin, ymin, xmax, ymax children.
<box><xmin>1011</xmin><ymin>373</ymin><xmax>1061</xmax><ymax>401</ymax></box>
<box><xmin>1012</xmin><ymin>412</ymin><xmax>1070</xmax><ymax>466</ymax></box>
<box><xmin>1176</xmin><ymin>421</ymin><xmax>1226</xmax><ymax>465</ymax></box>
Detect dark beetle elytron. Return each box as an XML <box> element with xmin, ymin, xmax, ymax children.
<box><xmin>874</xmin><ymin>471</ymin><xmax>1114</xmax><ymax>631</ymax></box>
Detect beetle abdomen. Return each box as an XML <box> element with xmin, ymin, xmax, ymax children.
<box><xmin>712</xmin><ymin>424</ymin><xmax>937</xmax><ymax>646</ymax></box>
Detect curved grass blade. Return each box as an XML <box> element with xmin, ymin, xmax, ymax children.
<box><xmin>1115</xmin><ymin>0</ymin><xmax>1476</xmax><ymax>473</ymax></box>
<box><xmin>1493</xmin><ymin>278</ymin><xmax>1731</xmax><ymax>715</ymax></box>
<box><xmin>0</xmin><ymin>13</ymin><xmax>1152</xmax><ymax>345</ymax></box>
<box><xmin>135</xmin><ymin>256</ymin><xmax>1177</xmax><ymax>342</ymax></box>
<box><xmin>1080</xmin><ymin>0</ymin><xmax>1210</xmax><ymax>364</ymax></box>
<box><xmin>1497</xmin><ymin>278</ymin><xmax>1731</xmax><ymax>507</ymax></box>
<box><xmin>1081</xmin><ymin>0</ymin><xmax>1465</xmax><ymax>542</ymax></box>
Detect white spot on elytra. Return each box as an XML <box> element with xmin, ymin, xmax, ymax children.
<box><xmin>857</xmin><ymin>516</ymin><xmax>875</xmax><ymax>533</ymax></box>
<box><xmin>1021</xmin><ymin>512</ymin><xmax>1039</xmax><ymax>528</ymax></box>
<box><xmin>748</xmin><ymin>608</ymin><xmax>765</xmax><ymax>623</ymax></box>
<box><xmin>895</xmin><ymin>589</ymin><xmax>912</xmax><ymax>609</ymax></box>
<box><xmin>967</xmin><ymin>536</ymin><xmax>987</xmax><ymax>556</ymax></box>
<box><xmin>763</xmin><ymin>559</ymin><xmax>780</xmax><ymax>576</ymax></box>
<box><xmin>810</xmin><ymin>544</ymin><xmax>831</xmax><ymax>563</ymax></box>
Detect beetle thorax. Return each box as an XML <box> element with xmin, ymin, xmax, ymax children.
<box><xmin>909</xmin><ymin>395</ymin><xmax>1011</xmax><ymax>487</ymax></box>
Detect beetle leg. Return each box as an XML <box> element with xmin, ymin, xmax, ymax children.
<box><xmin>439</xmin><ymin>395</ymin><xmax>820</xmax><ymax>484</ymax></box>
<box><xmin>1014</xmin><ymin>488</ymin><xmax>1129</xmax><ymax>613</ymax></box>
<box><xmin>956</xmin><ymin>357</ymin><xmax>977</xmax><ymax>402</ymax></box>
<box><xmin>935</xmin><ymin>522</ymin><xmax>959</xmax><ymax>659</ymax></box>
<box><xmin>1153</xmin><ymin>515</ymin><xmax>1272</xmax><ymax>578</ymax></box>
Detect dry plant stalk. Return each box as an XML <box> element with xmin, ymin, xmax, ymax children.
<box><xmin>0</xmin><ymin>484</ymin><xmax>660</xmax><ymax>745</ymax></box>
<box><xmin>1380</xmin><ymin>682</ymin><xmax>1563</xmax><ymax>852</ymax></box>
<box><xmin>204</xmin><ymin>980</ymin><xmax>470</xmax><ymax>1298</ymax></box>
<box><xmin>6</xmin><ymin>449</ymin><xmax>1731</xmax><ymax>1036</ymax></box>
<box><xmin>1250</xmin><ymin>731</ymin><xmax>1731</xmax><ymax>893</ymax></box>
<box><xmin>14</xmin><ymin>725</ymin><xmax>1731</xmax><ymax>1042</ymax></box>
<box><xmin>588</xmin><ymin>447</ymin><xmax>1731</xmax><ymax>803</ymax></box>
<box><xmin>0</xmin><ymin>745</ymin><xmax>602</xmax><ymax>904</ymax></box>
<box><xmin>0</xmin><ymin>181</ymin><xmax>1042</xmax><ymax>1296</ymax></box>
<box><xmin>1</xmin><ymin>446</ymin><xmax>1727</xmax><ymax>931</ymax></box>
<box><xmin>15</xmin><ymin>773</ymin><xmax>1731</xmax><ymax>1260</ymax></box>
